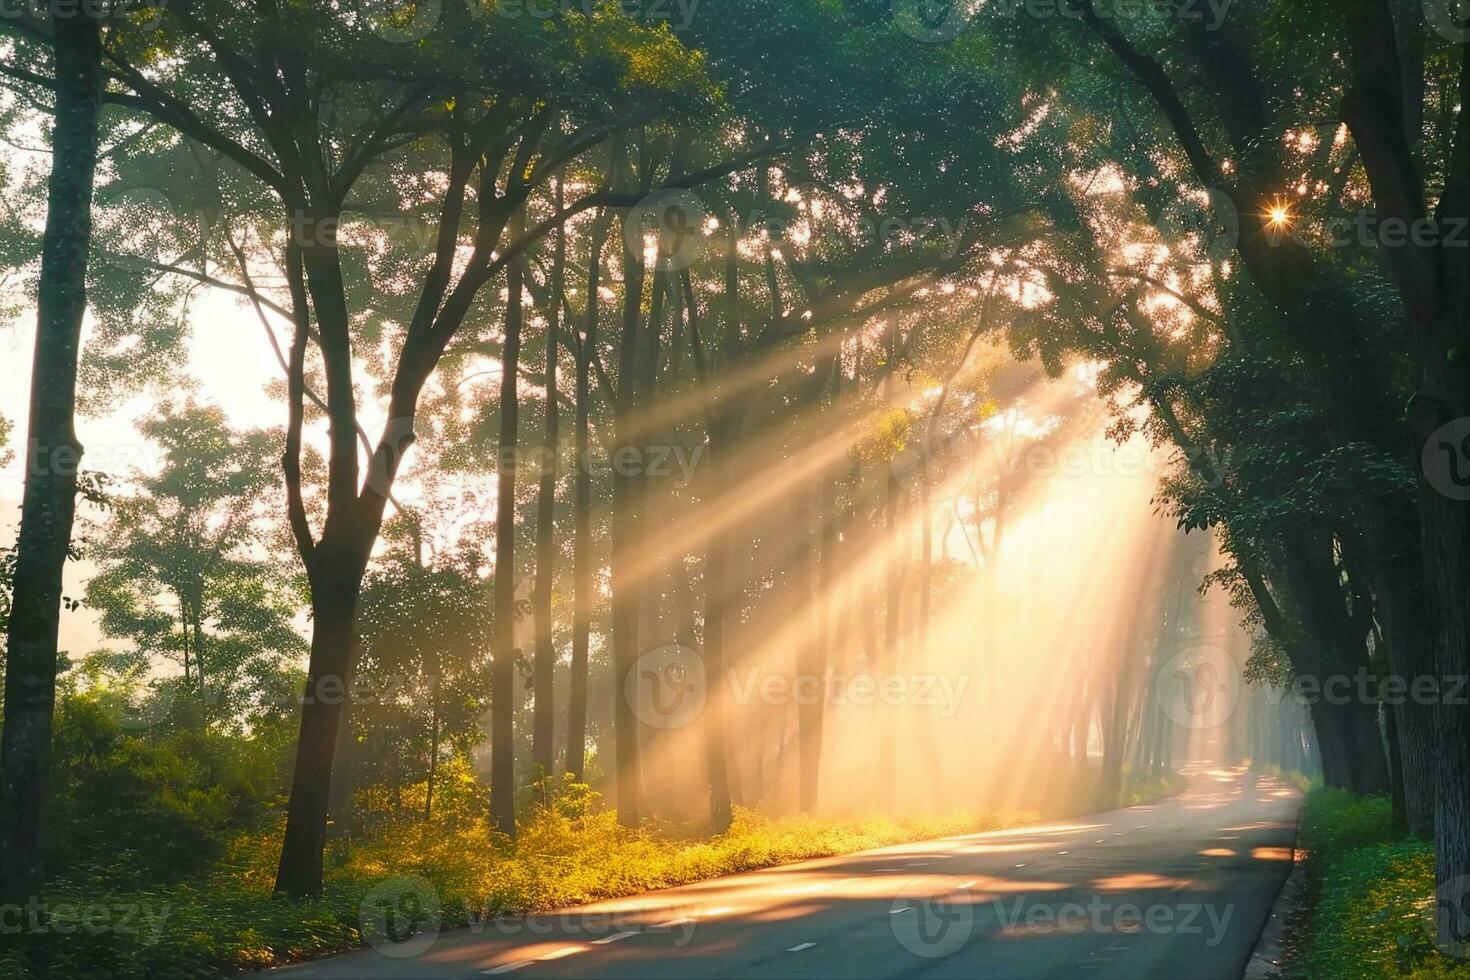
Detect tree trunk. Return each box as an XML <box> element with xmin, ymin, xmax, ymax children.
<box><xmin>0</xmin><ymin>8</ymin><xmax>102</xmax><ymax>905</ymax></box>
<box><xmin>566</xmin><ymin>208</ymin><xmax>610</xmax><ymax>784</ymax></box>
<box><xmin>610</xmin><ymin>202</ymin><xmax>647</xmax><ymax>827</ymax></box>
<box><xmin>274</xmin><ymin>570</ymin><xmax>364</xmax><ymax>898</ymax></box>
<box><xmin>701</xmin><ymin>466</ymin><xmax>734</xmax><ymax>832</ymax></box>
<box><xmin>791</xmin><ymin>486</ymin><xmax>823</xmax><ymax>813</ymax></box>
<box><xmin>489</xmin><ymin>211</ymin><xmax>525</xmax><ymax>838</ymax></box>
<box><xmin>532</xmin><ymin>182</ymin><xmax>565</xmax><ymax>780</ymax></box>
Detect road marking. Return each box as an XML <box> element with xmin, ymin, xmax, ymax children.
<box><xmin>1015</xmin><ymin>863</ymin><xmax>1027</xmax><ymax>868</ymax></box>
<box><xmin>539</xmin><ymin>946</ymin><xmax>584</xmax><ymax>961</ymax></box>
<box><xmin>788</xmin><ymin>942</ymin><xmax>817</xmax><ymax>952</ymax></box>
<box><xmin>890</xmin><ymin>907</ymin><xmax>912</xmax><ymax>914</ymax></box>
<box><xmin>592</xmin><ymin>931</ymin><xmax>638</xmax><ymax>945</ymax></box>
<box><xmin>959</xmin><ymin>881</ymin><xmax>976</xmax><ymax>889</ymax></box>
<box><xmin>483</xmin><ymin>962</ymin><xmax>532</xmax><ymax>975</ymax></box>
<box><xmin>1057</xmin><ymin>850</ymin><xmax>1069</xmax><ymax>855</ymax></box>
<box><xmin>905</xmin><ymin>862</ymin><xmax>931</xmax><ymax>867</ymax></box>
<box><xmin>1096</xmin><ymin>839</ymin><xmax>1106</xmax><ymax>843</ymax></box>
<box><xmin>653</xmin><ymin>917</ymin><xmax>693</xmax><ymax>928</ymax></box>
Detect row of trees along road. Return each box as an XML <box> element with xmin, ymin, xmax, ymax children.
<box><xmin>0</xmin><ymin>0</ymin><xmax>1467</xmax><ymax>948</ymax></box>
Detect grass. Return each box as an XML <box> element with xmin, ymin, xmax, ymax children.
<box><xmin>1292</xmin><ymin>788</ymin><xmax>1470</xmax><ymax>979</ymax></box>
<box><xmin>2</xmin><ymin>796</ymin><xmax>1034</xmax><ymax>980</ymax></box>
<box><xmin>2</xmin><ymin>764</ymin><xmax>1190</xmax><ymax>980</ymax></box>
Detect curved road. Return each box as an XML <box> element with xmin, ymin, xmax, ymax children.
<box><xmin>272</xmin><ymin>765</ymin><xmax>1300</xmax><ymax>980</ymax></box>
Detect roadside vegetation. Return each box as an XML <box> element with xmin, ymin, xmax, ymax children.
<box><xmin>1293</xmin><ymin>789</ymin><xmax>1469</xmax><ymax>979</ymax></box>
<box><xmin>2</xmin><ymin>700</ymin><xmax>1031</xmax><ymax>980</ymax></box>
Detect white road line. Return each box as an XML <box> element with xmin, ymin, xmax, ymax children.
<box><xmin>1057</xmin><ymin>850</ymin><xmax>1069</xmax><ymax>855</ymax></box>
<box><xmin>653</xmin><ymin>917</ymin><xmax>694</xmax><ymax>928</ymax></box>
<box><xmin>539</xmin><ymin>946</ymin><xmax>584</xmax><ymax>961</ymax></box>
<box><xmin>592</xmin><ymin>931</ymin><xmax>638</xmax><ymax>945</ymax></box>
<box><xmin>483</xmin><ymin>962</ymin><xmax>532</xmax><ymax>975</ymax></box>
<box><xmin>788</xmin><ymin>942</ymin><xmax>817</xmax><ymax>952</ymax></box>
<box><xmin>890</xmin><ymin>906</ymin><xmax>912</xmax><ymax>914</ymax></box>
<box><xmin>905</xmin><ymin>862</ymin><xmax>931</xmax><ymax>867</ymax></box>
<box><xmin>1015</xmin><ymin>863</ymin><xmax>1027</xmax><ymax>868</ymax></box>
<box><xmin>959</xmin><ymin>881</ymin><xmax>976</xmax><ymax>889</ymax></box>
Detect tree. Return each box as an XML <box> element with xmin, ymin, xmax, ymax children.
<box><xmin>0</xmin><ymin>2</ymin><xmax>719</xmax><ymax>897</ymax></box>
<box><xmin>82</xmin><ymin>401</ymin><xmax>304</xmax><ymax>730</ymax></box>
<box><xmin>0</xmin><ymin>4</ymin><xmax>103</xmax><ymax>904</ymax></box>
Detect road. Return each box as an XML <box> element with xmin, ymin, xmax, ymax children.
<box><xmin>271</xmin><ymin>765</ymin><xmax>1301</xmax><ymax>980</ymax></box>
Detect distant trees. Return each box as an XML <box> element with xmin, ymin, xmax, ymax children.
<box><xmin>82</xmin><ymin>402</ymin><xmax>304</xmax><ymax>730</ymax></box>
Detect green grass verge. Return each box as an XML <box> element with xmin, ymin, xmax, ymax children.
<box><xmin>1294</xmin><ymin>788</ymin><xmax>1470</xmax><ymax>979</ymax></box>
<box><xmin>1</xmin><ymin>803</ymin><xmax>1033</xmax><ymax>980</ymax></box>
<box><xmin>1</xmin><ymin>765</ymin><xmax>1189</xmax><ymax>980</ymax></box>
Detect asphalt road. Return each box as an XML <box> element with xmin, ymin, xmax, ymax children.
<box><xmin>271</xmin><ymin>764</ymin><xmax>1301</xmax><ymax>980</ymax></box>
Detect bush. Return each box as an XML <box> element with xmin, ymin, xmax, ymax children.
<box><xmin>41</xmin><ymin>696</ymin><xmax>291</xmax><ymax>887</ymax></box>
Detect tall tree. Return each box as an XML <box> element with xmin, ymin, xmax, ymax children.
<box><xmin>0</xmin><ymin>5</ymin><xmax>103</xmax><ymax>904</ymax></box>
<box><xmin>531</xmin><ymin>178</ymin><xmax>566</xmax><ymax>780</ymax></box>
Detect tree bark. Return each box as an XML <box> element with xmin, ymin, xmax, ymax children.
<box><xmin>566</xmin><ymin>207</ymin><xmax>610</xmax><ymax>784</ymax></box>
<box><xmin>275</xmin><ymin>565</ymin><xmax>367</xmax><ymax>898</ymax></box>
<box><xmin>532</xmin><ymin>181</ymin><xmax>565</xmax><ymax>780</ymax></box>
<box><xmin>0</xmin><ymin>8</ymin><xmax>102</xmax><ymax>905</ymax></box>
<box><xmin>489</xmin><ymin>210</ymin><xmax>527</xmax><ymax>837</ymax></box>
<box><xmin>610</xmin><ymin>193</ymin><xmax>647</xmax><ymax>827</ymax></box>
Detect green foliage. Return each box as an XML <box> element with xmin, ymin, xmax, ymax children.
<box><xmin>11</xmin><ymin>771</ymin><xmax>1031</xmax><ymax>980</ymax></box>
<box><xmin>1295</xmin><ymin>789</ymin><xmax>1470</xmax><ymax>979</ymax></box>
<box><xmin>41</xmin><ymin>694</ymin><xmax>294</xmax><ymax>888</ymax></box>
<box><xmin>80</xmin><ymin>400</ymin><xmax>304</xmax><ymax>730</ymax></box>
